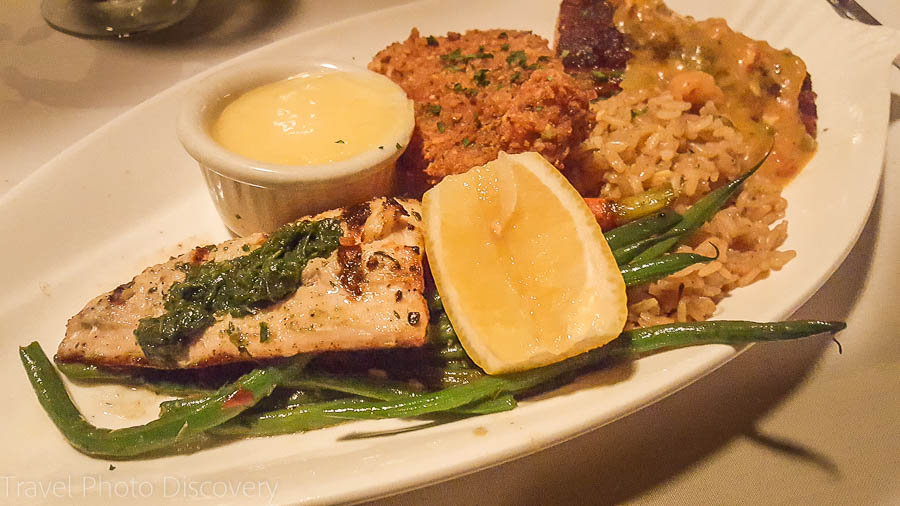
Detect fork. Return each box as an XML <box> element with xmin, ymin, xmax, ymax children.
<box><xmin>827</xmin><ymin>0</ymin><xmax>900</xmax><ymax>70</ymax></box>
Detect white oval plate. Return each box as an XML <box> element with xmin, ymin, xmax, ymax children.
<box><xmin>1</xmin><ymin>0</ymin><xmax>897</xmax><ymax>504</ymax></box>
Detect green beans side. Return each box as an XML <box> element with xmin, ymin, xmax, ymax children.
<box><xmin>614</xmin><ymin>183</ymin><xmax>676</xmax><ymax>223</ymax></box>
<box><xmin>604</xmin><ymin>209</ymin><xmax>682</xmax><ymax>251</ymax></box>
<box><xmin>613</xmin><ymin>320</ymin><xmax>847</xmax><ymax>356</ymax></box>
<box><xmin>19</xmin><ymin>342</ymin><xmax>289</xmax><ymax>458</ymax></box>
<box><xmin>320</xmin><ymin>320</ymin><xmax>843</xmax><ymax>422</ymax></box>
<box><xmin>628</xmin><ymin>151</ymin><xmax>769</xmax><ymax>264</ymax></box>
<box><xmin>21</xmin><ymin>316</ymin><xmax>844</xmax><ymax>452</ymax></box>
<box><xmin>621</xmin><ymin>251</ymin><xmax>717</xmax><ymax>287</ymax></box>
<box><xmin>56</xmin><ymin>362</ymin><xmax>218</xmax><ymax>396</ymax></box>
<box><xmin>210</xmin><ymin>319</ymin><xmax>844</xmax><ymax>437</ymax></box>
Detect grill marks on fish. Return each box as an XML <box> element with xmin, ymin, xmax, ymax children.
<box><xmin>107</xmin><ymin>281</ymin><xmax>135</xmax><ymax>306</ymax></box>
<box><xmin>337</xmin><ymin>244</ymin><xmax>365</xmax><ymax>297</ymax></box>
<box><xmin>57</xmin><ymin>198</ymin><xmax>428</xmax><ymax>369</ymax></box>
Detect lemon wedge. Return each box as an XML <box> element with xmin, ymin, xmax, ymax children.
<box><xmin>422</xmin><ymin>152</ymin><xmax>627</xmax><ymax>374</ymax></box>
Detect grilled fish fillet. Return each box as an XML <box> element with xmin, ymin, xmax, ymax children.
<box><xmin>57</xmin><ymin>198</ymin><xmax>428</xmax><ymax>369</ymax></box>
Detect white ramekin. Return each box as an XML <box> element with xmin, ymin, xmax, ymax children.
<box><xmin>177</xmin><ymin>59</ymin><xmax>415</xmax><ymax>236</ymax></box>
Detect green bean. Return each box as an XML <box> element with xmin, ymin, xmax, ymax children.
<box><xmin>282</xmin><ymin>373</ymin><xmax>421</xmax><ymax>401</ymax></box>
<box><xmin>210</xmin><ymin>397</ymin><xmax>367</xmax><ymax>437</ymax></box>
<box><xmin>436</xmin><ymin>367</ymin><xmax>485</xmax><ymax>387</ymax></box>
<box><xmin>161</xmin><ymin>386</ymin><xmax>340</xmax><ymax>417</ymax></box>
<box><xmin>214</xmin><ymin>387</ymin><xmax>514</xmax><ymax>437</ymax></box>
<box><xmin>328</xmin><ymin>318</ymin><xmax>845</xmax><ymax>421</ymax></box>
<box><xmin>611</xmin><ymin>320</ymin><xmax>846</xmax><ymax>356</ymax></box>
<box><xmin>611</xmin><ymin>236</ymin><xmax>658</xmax><ymax>265</ymax></box>
<box><xmin>426</xmin><ymin>313</ymin><xmax>454</xmax><ymax>343</ymax></box>
<box><xmin>285</xmin><ymin>372</ymin><xmax>511</xmax><ymax>416</ymax></box>
<box><xmin>19</xmin><ymin>342</ymin><xmax>287</xmax><ymax>458</ymax></box>
<box><xmin>206</xmin><ymin>318</ymin><xmax>845</xmax><ymax>438</ymax></box>
<box><xmin>629</xmin><ymin>151</ymin><xmax>769</xmax><ymax>264</ymax></box>
<box><xmin>214</xmin><ymin>374</ymin><xmax>532</xmax><ymax>436</ymax></box>
<box><xmin>279</xmin><ymin>378</ymin><xmax>506</xmax><ymax>423</ymax></box>
<box><xmin>56</xmin><ymin>362</ymin><xmax>218</xmax><ymax>396</ymax></box>
<box><xmin>160</xmin><ymin>372</ymin><xmax>410</xmax><ymax>413</ymax></box>
<box><xmin>437</xmin><ymin>340</ymin><xmax>469</xmax><ymax>360</ymax></box>
<box><xmin>282</xmin><ymin>388</ymin><xmax>336</xmax><ymax>407</ymax></box>
<box><xmin>628</xmin><ymin>236</ymin><xmax>679</xmax><ymax>265</ymax></box>
<box><xmin>427</xmin><ymin>289</ymin><xmax>444</xmax><ymax>313</ymax></box>
<box><xmin>604</xmin><ymin>209</ymin><xmax>682</xmax><ymax>251</ymax></box>
<box><xmin>614</xmin><ymin>183</ymin><xmax>676</xmax><ymax>222</ymax></box>
<box><xmin>621</xmin><ymin>251</ymin><xmax>717</xmax><ymax>287</ymax></box>
<box><xmin>283</xmin><ymin>371</ymin><xmax>448</xmax><ymax>401</ymax></box>
<box><xmin>56</xmin><ymin>362</ymin><xmax>138</xmax><ymax>382</ymax></box>
<box><xmin>457</xmin><ymin>394</ymin><xmax>517</xmax><ymax>415</ymax></box>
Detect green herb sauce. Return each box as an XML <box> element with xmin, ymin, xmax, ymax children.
<box><xmin>135</xmin><ymin>218</ymin><xmax>343</xmax><ymax>365</ymax></box>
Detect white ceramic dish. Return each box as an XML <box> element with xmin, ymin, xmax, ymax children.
<box><xmin>0</xmin><ymin>0</ymin><xmax>897</xmax><ymax>504</ymax></box>
<box><xmin>177</xmin><ymin>59</ymin><xmax>414</xmax><ymax>236</ymax></box>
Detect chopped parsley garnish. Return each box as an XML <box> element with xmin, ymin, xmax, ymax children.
<box><xmin>500</xmin><ymin>43</ymin><xmax>510</xmax><ymax>51</ymax></box>
<box><xmin>442</xmin><ymin>47</ymin><xmax>493</xmax><ymax>67</ymax></box>
<box><xmin>134</xmin><ymin>219</ymin><xmax>343</xmax><ymax>366</ymax></box>
<box><xmin>560</xmin><ymin>49</ymin><xmax>570</xmax><ymax>59</ymax></box>
<box><xmin>426</xmin><ymin>35</ymin><xmax>439</xmax><ymax>47</ymax></box>
<box><xmin>506</xmin><ymin>50</ymin><xmax>528</xmax><ymax>68</ymax></box>
<box><xmin>498</xmin><ymin>32</ymin><xmax>508</xmax><ymax>39</ymax></box>
<box><xmin>451</xmin><ymin>82</ymin><xmax>478</xmax><ymax>97</ymax></box>
<box><xmin>225</xmin><ymin>321</ymin><xmax>249</xmax><ymax>354</ymax></box>
<box><xmin>473</xmin><ymin>47</ymin><xmax>493</xmax><ymax>59</ymax></box>
<box><xmin>473</xmin><ymin>68</ymin><xmax>490</xmax><ymax>87</ymax></box>
<box><xmin>537</xmin><ymin>55</ymin><xmax>550</xmax><ymax>63</ymax></box>
<box><xmin>437</xmin><ymin>121</ymin><xmax>446</xmax><ymax>133</ymax></box>
<box><xmin>241</xmin><ymin>244</ymin><xmax>251</xmax><ymax>252</ymax></box>
<box><xmin>591</xmin><ymin>69</ymin><xmax>625</xmax><ymax>82</ymax></box>
<box><xmin>396</xmin><ymin>142</ymin><xmax>404</xmax><ymax>150</ymax></box>
<box><xmin>510</xmin><ymin>71</ymin><xmax>521</xmax><ymax>83</ymax></box>
<box><xmin>259</xmin><ymin>322</ymin><xmax>270</xmax><ymax>343</ymax></box>
<box><xmin>631</xmin><ymin>107</ymin><xmax>648</xmax><ymax>119</ymax></box>
<box><xmin>425</xmin><ymin>103</ymin><xmax>442</xmax><ymax>115</ymax></box>
<box><xmin>461</xmin><ymin>138</ymin><xmax>473</xmax><ymax>147</ymax></box>
<box><xmin>441</xmin><ymin>48</ymin><xmax>466</xmax><ymax>64</ymax></box>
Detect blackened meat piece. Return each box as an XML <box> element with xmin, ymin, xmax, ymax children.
<box><xmin>798</xmin><ymin>74</ymin><xmax>818</xmax><ymax>137</ymax></box>
<box><xmin>556</xmin><ymin>0</ymin><xmax>630</xmax><ymax>70</ymax></box>
<box><xmin>555</xmin><ymin>0</ymin><xmax>631</xmax><ymax>97</ymax></box>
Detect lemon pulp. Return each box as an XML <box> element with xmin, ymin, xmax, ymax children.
<box><xmin>423</xmin><ymin>152</ymin><xmax>627</xmax><ymax>374</ymax></box>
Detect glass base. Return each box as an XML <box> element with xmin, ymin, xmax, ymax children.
<box><xmin>41</xmin><ymin>0</ymin><xmax>199</xmax><ymax>39</ymax></box>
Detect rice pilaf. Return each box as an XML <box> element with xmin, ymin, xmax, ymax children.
<box><xmin>578</xmin><ymin>88</ymin><xmax>796</xmax><ymax>328</ymax></box>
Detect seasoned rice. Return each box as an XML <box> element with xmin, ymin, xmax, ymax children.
<box><xmin>575</xmin><ymin>88</ymin><xmax>796</xmax><ymax>328</ymax></box>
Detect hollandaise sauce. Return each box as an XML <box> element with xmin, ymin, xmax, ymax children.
<box><xmin>212</xmin><ymin>70</ymin><xmax>411</xmax><ymax>166</ymax></box>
